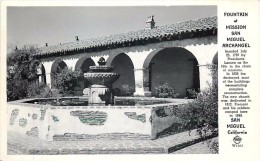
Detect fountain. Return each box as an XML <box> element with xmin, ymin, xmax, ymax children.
<box><xmin>84</xmin><ymin>57</ymin><xmax>120</xmax><ymax>105</ymax></box>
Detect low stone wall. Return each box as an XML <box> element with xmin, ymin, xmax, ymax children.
<box><xmin>8</xmin><ymin>97</ymin><xmax>189</xmax><ymax>141</ymax></box>
<box><xmin>115</xmin><ymin>96</ymin><xmax>190</xmax><ymax>139</ymax></box>
<box><xmin>151</xmin><ymin>105</ymin><xmax>184</xmax><ymax>139</ymax></box>
<box><xmin>7</xmin><ymin>102</ymin><xmax>152</xmax><ymax>141</ymax></box>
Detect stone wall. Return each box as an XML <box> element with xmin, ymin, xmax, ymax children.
<box><xmin>151</xmin><ymin>105</ymin><xmax>184</xmax><ymax>139</ymax></box>
<box><xmin>7</xmin><ymin>102</ymin><xmax>152</xmax><ymax>141</ymax></box>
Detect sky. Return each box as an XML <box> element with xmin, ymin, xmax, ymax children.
<box><xmin>7</xmin><ymin>6</ymin><xmax>217</xmax><ymax>48</ymax></box>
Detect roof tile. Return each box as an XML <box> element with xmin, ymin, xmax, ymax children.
<box><xmin>37</xmin><ymin>16</ymin><xmax>217</xmax><ymax>56</ymax></box>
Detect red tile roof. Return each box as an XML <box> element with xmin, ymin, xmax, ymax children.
<box><xmin>36</xmin><ymin>16</ymin><xmax>217</xmax><ymax>57</ymax></box>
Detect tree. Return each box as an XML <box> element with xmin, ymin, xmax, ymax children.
<box><xmin>7</xmin><ymin>45</ymin><xmax>51</xmax><ymax>101</ymax></box>
<box><xmin>7</xmin><ymin>46</ymin><xmax>38</xmax><ymax>101</ymax></box>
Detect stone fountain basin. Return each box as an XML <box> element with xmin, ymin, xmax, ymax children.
<box><xmin>7</xmin><ymin>97</ymin><xmax>188</xmax><ymax>141</ymax></box>
<box><xmin>84</xmin><ymin>72</ymin><xmax>119</xmax><ymax>86</ymax></box>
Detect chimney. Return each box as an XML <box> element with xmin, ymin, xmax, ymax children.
<box><xmin>146</xmin><ymin>15</ymin><xmax>156</xmax><ymax>29</ymax></box>
<box><xmin>75</xmin><ymin>36</ymin><xmax>79</xmax><ymax>41</ymax></box>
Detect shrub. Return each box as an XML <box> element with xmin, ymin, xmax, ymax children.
<box><xmin>208</xmin><ymin>139</ymin><xmax>219</xmax><ymax>154</ymax></box>
<box><xmin>27</xmin><ymin>82</ymin><xmax>52</xmax><ymax>98</ymax></box>
<box><xmin>155</xmin><ymin>83</ymin><xmax>179</xmax><ymax>98</ymax></box>
<box><xmin>113</xmin><ymin>88</ymin><xmax>121</xmax><ymax>96</ymax></box>
<box><xmin>121</xmin><ymin>85</ymin><xmax>134</xmax><ymax>96</ymax></box>
<box><xmin>7</xmin><ymin>76</ymin><xmax>29</xmax><ymax>101</ymax></box>
<box><xmin>52</xmin><ymin>68</ymin><xmax>83</xmax><ymax>96</ymax></box>
<box><xmin>180</xmin><ymin>83</ymin><xmax>217</xmax><ymax>127</ymax></box>
<box><xmin>175</xmin><ymin>64</ymin><xmax>218</xmax><ymax>153</ymax></box>
<box><xmin>186</xmin><ymin>88</ymin><xmax>198</xmax><ymax>99</ymax></box>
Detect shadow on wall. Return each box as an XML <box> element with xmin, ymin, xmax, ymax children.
<box><xmin>111</xmin><ymin>53</ymin><xmax>135</xmax><ymax>95</ymax></box>
<box><xmin>149</xmin><ymin>48</ymin><xmax>200</xmax><ymax>98</ymax></box>
<box><xmin>74</xmin><ymin>57</ymin><xmax>95</xmax><ymax>96</ymax></box>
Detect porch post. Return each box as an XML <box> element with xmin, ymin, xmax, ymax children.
<box><xmin>42</xmin><ymin>61</ymin><xmax>53</xmax><ymax>88</ymax></box>
<box><xmin>45</xmin><ymin>73</ymin><xmax>52</xmax><ymax>88</ymax></box>
<box><xmin>199</xmin><ymin>64</ymin><xmax>212</xmax><ymax>90</ymax></box>
<box><xmin>133</xmin><ymin>68</ymin><xmax>151</xmax><ymax>96</ymax></box>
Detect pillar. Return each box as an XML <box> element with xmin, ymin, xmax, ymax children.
<box><xmin>199</xmin><ymin>65</ymin><xmax>212</xmax><ymax>90</ymax></box>
<box><xmin>38</xmin><ymin>75</ymin><xmax>43</xmax><ymax>83</ymax></box>
<box><xmin>133</xmin><ymin>68</ymin><xmax>151</xmax><ymax>96</ymax></box>
<box><xmin>197</xmin><ymin>53</ymin><xmax>216</xmax><ymax>90</ymax></box>
<box><xmin>185</xmin><ymin>43</ymin><xmax>217</xmax><ymax>91</ymax></box>
<box><xmin>42</xmin><ymin>61</ymin><xmax>53</xmax><ymax>88</ymax></box>
<box><xmin>45</xmin><ymin>73</ymin><xmax>52</xmax><ymax>88</ymax></box>
<box><xmin>126</xmin><ymin>49</ymin><xmax>152</xmax><ymax>97</ymax></box>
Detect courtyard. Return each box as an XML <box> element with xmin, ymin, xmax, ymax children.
<box><xmin>7</xmin><ymin>6</ymin><xmax>218</xmax><ymax>155</ymax></box>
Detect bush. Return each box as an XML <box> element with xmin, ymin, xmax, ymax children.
<box><xmin>181</xmin><ymin>84</ymin><xmax>217</xmax><ymax>126</ymax></box>
<box><xmin>209</xmin><ymin>139</ymin><xmax>219</xmax><ymax>154</ymax></box>
<box><xmin>27</xmin><ymin>82</ymin><xmax>52</xmax><ymax>98</ymax></box>
<box><xmin>52</xmin><ymin>68</ymin><xmax>83</xmax><ymax>96</ymax></box>
<box><xmin>155</xmin><ymin>83</ymin><xmax>179</xmax><ymax>98</ymax></box>
<box><xmin>7</xmin><ymin>76</ymin><xmax>29</xmax><ymax>101</ymax></box>
<box><xmin>176</xmin><ymin>64</ymin><xmax>218</xmax><ymax>153</ymax></box>
<box><xmin>121</xmin><ymin>85</ymin><xmax>134</xmax><ymax>96</ymax></box>
<box><xmin>186</xmin><ymin>88</ymin><xmax>198</xmax><ymax>99</ymax></box>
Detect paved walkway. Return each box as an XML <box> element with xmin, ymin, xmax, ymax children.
<box><xmin>8</xmin><ymin>130</ymin><xmax>217</xmax><ymax>154</ymax></box>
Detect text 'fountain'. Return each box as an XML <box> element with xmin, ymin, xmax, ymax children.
<box><xmin>84</xmin><ymin>57</ymin><xmax>120</xmax><ymax>105</ymax></box>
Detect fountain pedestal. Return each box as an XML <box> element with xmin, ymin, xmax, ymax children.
<box><xmin>88</xmin><ymin>85</ymin><xmax>112</xmax><ymax>105</ymax></box>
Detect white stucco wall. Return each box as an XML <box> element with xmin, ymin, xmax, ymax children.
<box><xmin>8</xmin><ymin>103</ymin><xmax>152</xmax><ymax>141</ymax></box>
<box><xmin>39</xmin><ymin>36</ymin><xmax>217</xmax><ymax>96</ymax></box>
